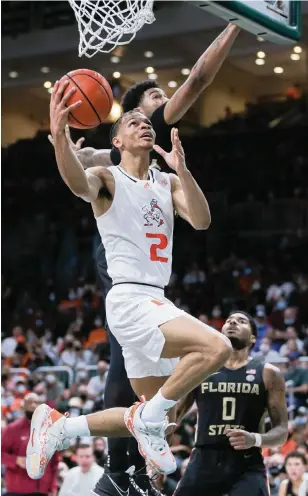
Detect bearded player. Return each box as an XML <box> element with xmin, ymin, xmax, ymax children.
<box><xmin>28</xmin><ymin>79</ymin><xmax>233</xmax><ymax>484</ymax></box>
<box><xmin>173</xmin><ymin>311</ymin><xmax>288</xmax><ymax>496</ymax></box>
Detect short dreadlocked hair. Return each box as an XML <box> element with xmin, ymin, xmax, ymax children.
<box><xmin>121</xmin><ymin>80</ymin><xmax>159</xmax><ymax>113</ymax></box>
<box><xmin>228</xmin><ymin>310</ymin><xmax>258</xmax><ymax>341</ymax></box>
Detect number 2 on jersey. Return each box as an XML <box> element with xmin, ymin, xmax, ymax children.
<box><xmin>146</xmin><ymin>233</ymin><xmax>168</xmax><ymax>263</ymax></box>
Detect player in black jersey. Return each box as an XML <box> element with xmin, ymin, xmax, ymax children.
<box><xmin>70</xmin><ymin>23</ymin><xmax>240</xmax><ymax>170</ymax></box>
<box><xmin>174</xmin><ymin>311</ymin><xmax>288</xmax><ymax>496</ymax></box>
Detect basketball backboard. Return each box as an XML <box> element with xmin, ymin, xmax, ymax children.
<box><xmin>197</xmin><ymin>1</ymin><xmax>301</xmax><ymax>44</ymax></box>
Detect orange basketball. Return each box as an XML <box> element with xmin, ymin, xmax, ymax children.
<box><xmin>59</xmin><ymin>69</ymin><xmax>114</xmax><ymax>129</ymax></box>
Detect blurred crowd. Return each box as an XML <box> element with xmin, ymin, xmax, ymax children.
<box><xmin>2</xmin><ymin>104</ymin><xmax>308</xmax><ymax>495</ymax></box>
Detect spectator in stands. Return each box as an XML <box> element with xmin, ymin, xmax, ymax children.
<box><xmin>285</xmin><ymin>353</ymin><xmax>308</xmax><ymax>408</ymax></box>
<box><xmin>182</xmin><ymin>263</ymin><xmax>206</xmax><ymax>286</ymax></box>
<box><xmin>58</xmin><ymin>444</ymin><xmax>104</xmax><ymax>496</ymax></box>
<box><xmin>45</xmin><ymin>373</ymin><xmax>65</xmax><ymax>404</ymax></box>
<box><xmin>60</xmin><ymin>335</ymin><xmax>77</xmax><ymax>367</ymax></box>
<box><xmin>254</xmin><ymin>336</ymin><xmax>282</xmax><ymax>362</ymax></box>
<box><xmin>209</xmin><ymin>305</ymin><xmax>224</xmax><ymax>331</ymax></box>
<box><xmin>279</xmin><ymin>328</ymin><xmax>304</xmax><ymax>357</ymax></box>
<box><xmin>1</xmin><ymin>393</ymin><xmax>59</xmax><ymax>496</ymax></box>
<box><xmin>279</xmin><ymin>451</ymin><xmax>308</xmax><ymax>496</ymax></box>
<box><xmin>87</xmin><ymin>360</ymin><xmax>108</xmax><ymax>399</ymax></box>
<box><xmin>93</xmin><ymin>437</ymin><xmax>107</xmax><ymax>468</ymax></box>
<box><xmin>2</xmin><ymin>326</ymin><xmax>24</xmax><ymax>358</ymax></box>
<box><xmin>254</xmin><ymin>309</ymin><xmax>272</xmax><ymax>351</ymax></box>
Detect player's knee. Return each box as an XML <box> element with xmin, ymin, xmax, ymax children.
<box><xmin>208</xmin><ymin>334</ymin><xmax>232</xmax><ymax>366</ymax></box>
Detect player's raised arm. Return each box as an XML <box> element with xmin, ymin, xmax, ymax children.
<box><xmin>154</xmin><ymin>128</ymin><xmax>211</xmax><ymax>230</ymax></box>
<box><xmin>164</xmin><ymin>23</ymin><xmax>240</xmax><ymax>124</ymax></box>
<box><xmin>50</xmin><ymin>80</ymin><xmax>103</xmax><ymax>202</ymax></box>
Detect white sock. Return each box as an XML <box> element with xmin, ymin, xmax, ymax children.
<box><xmin>141</xmin><ymin>389</ymin><xmax>177</xmax><ymax>423</ymax></box>
<box><xmin>64</xmin><ymin>416</ymin><xmax>90</xmax><ymax>438</ymax></box>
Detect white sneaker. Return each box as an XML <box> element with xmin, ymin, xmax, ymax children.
<box><xmin>124</xmin><ymin>402</ymin><xmax>176</xmax><ymax>475</ymax></box>
<box><xmin>26</xmin><ymin>403</ymin><xmax>70</xmax><ymax>480</ymax></box>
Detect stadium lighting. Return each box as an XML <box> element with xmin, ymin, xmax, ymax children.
<box><xmin>144</xmin><ymin>51</ymin><xmax>154</xmax><ymax>58</ymax></box>
<box><xmin>113</xmin><ymin>71</ymin><xmax>121</xmax><ymax>78</ymax></box>
<box><xmin>145</xmin><ymin>66</ymin><xmax>154</xmax><ymax>74</ymax></box>
<box><xmin>44</xmin><ymin>81</ymin><xmax>52</xmax><ymax>89</ymax></box>
<box><xmin>148</xmin><ymin>73</ymin><xmax>157</xmax><ymax>80</ymax></box>
<box><xmin>255</xmin><ymin>59</ymin><xmax>265</xmax><ymax>66</ymax></box>
<box><xmin>9</xmin><ymin>71</ymin><xmax>18</xmax><ymax>78</ymax></box>
<box><xmin>110</xmin><ymin>56</ymin><xmax>120</xmax><ymax>63</ymax></box>
<box><xmin>181</xmin><ymin>68</ymin><xmax>190</xmax><ymax>75</ymax></box>
<box><xmin>257</xmin><ymin>51</ymin><xmax>266</xmax><ymax>58</ymax></box>
<box><xmin>40</xmin><ymin>67</ymin><xmax>50</xmax><ymax>74</ymax></box>
<box><xmin>168</xmin><ymin>81</ymin><xmax>178</xmax><ymax>88</ymax></box>
<box><xmin>110</xmin><ymin>101</ymin><xmax>122</xmax><ymax>121</ymax></box>
<box><xmin>290</xmin><ymin>53</ymin><xmax>300</xmax><ymax>61</ymax></box>
<box><xmin>273</xmin><ymin>67</ymin><xmax>284</xmax><ymax>74</ymax></box>
<box><xmin>293</xmin><ymin>46</ymin><xmax>302</xmax><ymax>54</ymax></box>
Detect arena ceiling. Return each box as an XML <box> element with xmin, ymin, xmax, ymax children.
<box><xmin>2</xmin><ymin>1</ymin><xmax>308</xmax><ymax>90</ymax></box>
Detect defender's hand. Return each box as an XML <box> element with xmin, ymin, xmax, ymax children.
<box><xmin>153</xmin><ymin>128</ymin><xmax>186</xmax><ymax>174</ymax></box>
<box><xmin>48</xmin><ymin>128</ymin><xmax>85</xmax><ymax>152</ymax></box>
<box><xmin>226</xmin><ymin>429</ymin><xmax>257</xmax><ymax>450</ymax></box>
<box><xmin>50</xmin><ymin>79</ymin><xmax>82</xmax><ymax>138</ymax></box>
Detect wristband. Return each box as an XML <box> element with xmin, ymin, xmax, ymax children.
<box><xmin>253</xmin><ymin>433</ymin><xmax>262</xmax><ymax>447</ymax></box>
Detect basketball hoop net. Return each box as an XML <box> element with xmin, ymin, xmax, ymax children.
<box><xmin>68</xmin><ymin>0</ymin><xmax>155</xmax><ymax>57</ymax></box>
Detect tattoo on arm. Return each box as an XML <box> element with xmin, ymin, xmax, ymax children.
<box><xmin>190</xmin><ymin>24</ymin><xmax>237</xmax><ymax>86</ymax></box>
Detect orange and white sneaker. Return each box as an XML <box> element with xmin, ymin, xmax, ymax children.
<box><xmin>26</xmin><ymin>403</ymin><xmax>70</xmax><ymax>480</ymax></box>
<box><xmin>124</xmin><ymin>401</ymin><xmax>177</xmax><ymax>476</ymax></box>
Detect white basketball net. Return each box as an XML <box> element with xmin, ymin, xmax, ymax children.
<box><xmin>68</xmin><ymin>0</ymin><xmax>155</xmax><ymax>57</ymax></box>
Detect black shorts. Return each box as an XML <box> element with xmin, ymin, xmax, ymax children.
<box><xmin>174</xmin><ymin>446</ymin><xmax>269</xmax><ymax>496</ymax></box>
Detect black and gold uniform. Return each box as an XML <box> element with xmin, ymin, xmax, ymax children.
<box><xmin>175</xmin><ymin>358</ymin><xmax>270</xmax><ymax>496</ymax></box>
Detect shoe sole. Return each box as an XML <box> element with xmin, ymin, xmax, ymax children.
<box><xmin>26</xmin><ymin>403</ymin><xmax>50</xmax><ymax>479</ymax></box>
<box><xmin>124</xmin><ymin>404</ymin><xmax>176</xmax><ymax>476</ymax></box>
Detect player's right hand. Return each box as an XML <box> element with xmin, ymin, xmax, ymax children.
<box><xmin>49</xmin><ymin>79</ymin><xmax>82</xmax><ymax>138</ymax></box>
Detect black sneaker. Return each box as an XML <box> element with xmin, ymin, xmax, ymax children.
<box><xmin>129</xmin><ymin>471</ymin><xmax>163</xmax><ymax>496</ymax></box>
<box><xmin>92</xmin><ymin>466</ymin><xmax>130</xmax><ymax>496</ymax></box>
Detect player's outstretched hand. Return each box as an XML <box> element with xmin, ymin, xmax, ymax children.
<box><xmin>48</xmin><ymin>127</ymin><xmax>85</xmax><ymax>152</ymax></box>
<box><xmin>226</xmin><ymin>429</ymin><xmax>256</xmax><ymax>450</ymax></box>
<box><xmin>49</xmin><ymin>79</ymin><xmax>82</xmax><ymax>138</ymax></box>
<box><xmin>153</xmin><ymin>128</ymin><xmax>187</xmax><ymax>174</ymax></box>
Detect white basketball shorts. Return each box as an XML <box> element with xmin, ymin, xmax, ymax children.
<box><xmin>106</xmin><ymin>283</ymin><xmax>184</xmax><ymax>378</ymax></box>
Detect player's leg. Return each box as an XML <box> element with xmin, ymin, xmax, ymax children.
<box><xmin>228</xmin><ymin>471</ymin><xmax>270</xmax><ymax>496</ymax></box>
<box><xmin>94</xmin><ymin>327</ymin><xmax>156</xmax><ymax>496</ymax></box>
<box><xmin>131</xmin><ymin>314</ymin><xmax>231</xmax><ymax>422</ymax></box>
<box><xmin>103</xmin><ymin>328</ymin><xmax>134</xmax><ymax>469</ymax></box>
<box><xmin>26</xmin><ymin>404</ymin><xmax>130</xmax><ymax>480</ymax></box>
<box><xmin>174</xmin><ymin>448</ymin><xmax>224</xmax><ymax>496</ymax></box>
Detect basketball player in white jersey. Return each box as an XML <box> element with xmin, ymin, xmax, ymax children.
<box><xmin>29</xmin><ymin>81</ymin><xmax>232</xmax><ymax>477</ymax></box>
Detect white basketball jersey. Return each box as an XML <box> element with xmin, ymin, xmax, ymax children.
<box><xmin>96</xmin><ymin>165</ymin><xmax>174</xmax><ymax>287</ymax></box>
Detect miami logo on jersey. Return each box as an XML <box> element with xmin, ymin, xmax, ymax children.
<box><xmin>142</xmin><ymin>199</ymin><xmax>164</xmax><ymax>227</ymax></box>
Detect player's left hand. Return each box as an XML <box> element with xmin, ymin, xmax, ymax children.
<box><xmin>153</xmin><ymin>128</ymin><xmax>187</xmax><ymax>174</ymax></box>
<box><xmin>226</xmin><ymin>429</ymin><xmax>257</xmax><ymax>450</ymax></box>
